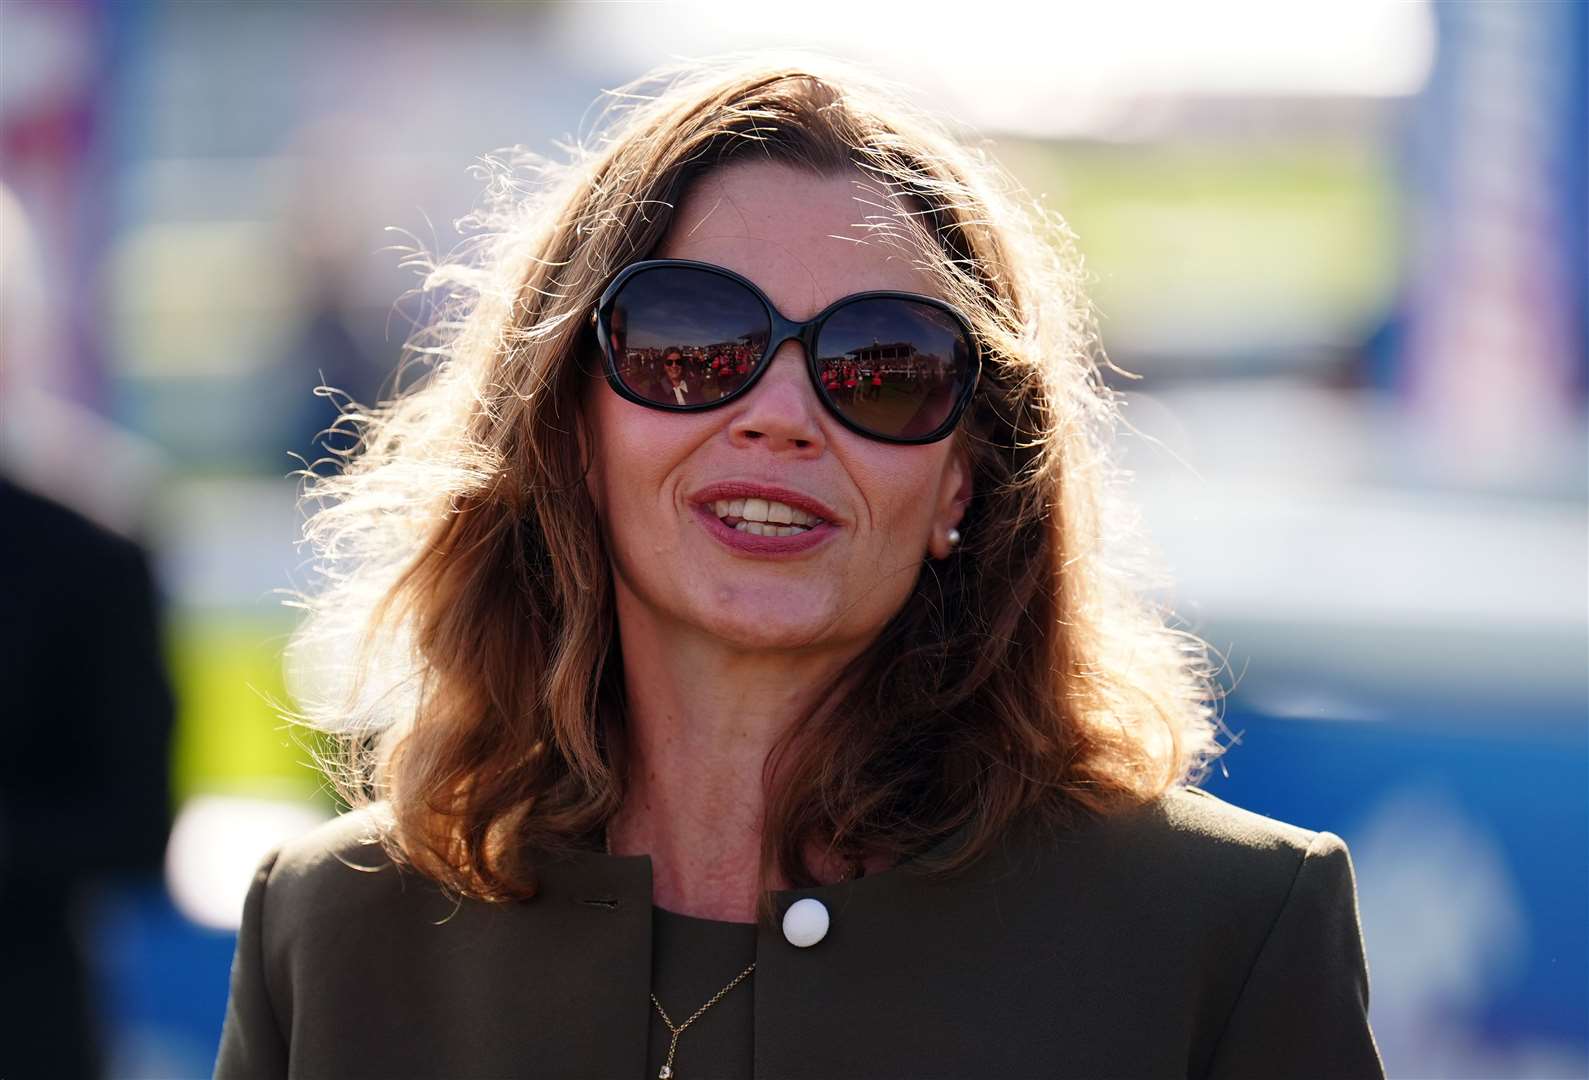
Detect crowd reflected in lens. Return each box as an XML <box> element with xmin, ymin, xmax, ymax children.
<box><xmin>815</xmin><ymin>297</ymin><xmax>970</xmax><ymax>440</ymax></box>
<box><xmin>612</xmin><ymin>340</ymin><xmax>765</xmax><ymax>408</ymax></box>
<box><xmin>608</xmin><ymin>266</ymin><xmax>768</xmax><ymax>408</ymax></box>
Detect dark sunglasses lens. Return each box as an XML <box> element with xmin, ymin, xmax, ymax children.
<box><xmin>606</xmin><ymin>267</ymin><xmax>768</xmax><ymax>407</ymax></box>
<box><xmin>816</xmin><ymin>298</ymin><xmax>974</xmax><ymax>440</ymax></box>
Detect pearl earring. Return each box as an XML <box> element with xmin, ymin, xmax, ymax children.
<box><xmin>946</xmin><ymin>528</ymin><xmax>962</xmax><ymax>549</ymax></box>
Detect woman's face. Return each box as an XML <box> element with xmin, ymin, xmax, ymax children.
<box><xmin>582</xmin><ymin>161</ymin><xmax>970</xmax><ymax>654</ymax></box>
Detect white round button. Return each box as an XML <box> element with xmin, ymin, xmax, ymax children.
<box><xmin>782</xmin><ymin>897</ymin><xmax>830</xmax><ymax>948</ymax></box>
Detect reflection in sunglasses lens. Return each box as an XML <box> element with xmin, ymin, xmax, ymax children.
<box><xmin>817</xmin><ymin>298</ymin><xmax>971</xmax><ymax>440</ymax></box>
<box><xmin>608</xmin><ymin>267</ymin><xmax>768</xmax><ymax>408</ymax></box>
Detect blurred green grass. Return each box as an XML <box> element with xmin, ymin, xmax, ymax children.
<box><xmin>995</xmin><ymin>138</ymin><xmax>1399</xmax><ymax>335</ymax></box>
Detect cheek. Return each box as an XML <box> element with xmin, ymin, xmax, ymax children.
<box><xmin>583</xmin><ymin>395</ymin><xmax>647</xmax><ymax>530</ymax></box>
<box><xmin>851</xmin><ymin>446</ymin><xmax>953</xmax><ymax>538</ymax></box>
<box><xmin>582</xmin><ymin>391</ymin><xmax>701</xmax><ymax>529</ymax></box>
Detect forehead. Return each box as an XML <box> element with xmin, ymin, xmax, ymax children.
<box><xmin>653</xmin><ymin>161</ymin><xmax>942</xmax><ymax>320</ymax></box>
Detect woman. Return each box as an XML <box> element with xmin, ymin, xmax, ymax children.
<box><xmin>217</xmin><ymin>56</ymin><xmax>1382</xmax><ymax>1080</ymax></box>
<box><xmin>660</xmin><ymin>349</ymin><xmax>691</xmax><ymax>405</ymax></box>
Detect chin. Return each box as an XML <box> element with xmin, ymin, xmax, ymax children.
<box><xmin>697</xmin><ymin>604</ymin><xmax>846</xmax><ymax>652</ymax></box>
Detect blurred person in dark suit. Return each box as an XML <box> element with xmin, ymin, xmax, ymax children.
<box><xmin>0</xmin><ymin>478</ymin><xmax>175</xmax><ymax>1080</ymax></box>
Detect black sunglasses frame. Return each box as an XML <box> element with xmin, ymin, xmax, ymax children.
<box><xmin>593</xmin><ymin>258</ymin><xmax>982</xmax><ymax>446</ymax></box>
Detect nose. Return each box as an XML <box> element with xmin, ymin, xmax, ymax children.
<box><xmin>727</xmin><ymin>341</ymin><xmax>825</xmax><ymax>455</ymax></box>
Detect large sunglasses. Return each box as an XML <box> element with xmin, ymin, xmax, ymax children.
<box><xmin>593</xmin><ymin>259</ymin><xmax>981</xmax><ymax>444</ymax></box>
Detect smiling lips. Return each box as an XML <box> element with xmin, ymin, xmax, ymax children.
<box><xmin>712</xmin><ymin>497</ymin><xmax>823</xmax><ymax>536</ymax></box>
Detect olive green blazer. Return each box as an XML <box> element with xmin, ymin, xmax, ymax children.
<box><xmin>214</xmin><ymin>786</ymin><xmax>1383</xmax><ymax>1079</ymax></box>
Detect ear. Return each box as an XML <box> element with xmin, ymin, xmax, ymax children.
<box><xmin>927</xmin><ymin>443</ymin><xmax>973</xmax><ymax>561</ymax></box>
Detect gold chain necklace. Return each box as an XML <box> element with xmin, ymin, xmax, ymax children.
<box><xmin>605</xmin><ymin>826</ymin><xmax>851</xmax><ymax>1079</ymax></box>
<box><xmin>649</xmin><ymin>962</ymin><xmax>756</xmax><ymax>1080</ymax></box>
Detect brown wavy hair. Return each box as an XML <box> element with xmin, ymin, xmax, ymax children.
<box><xmin>286</xmin><ymin>53</ymin><xmax>1228</xmax><ymax>922</ymax></box>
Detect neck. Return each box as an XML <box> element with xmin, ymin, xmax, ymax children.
<box><xmin>604</xmin><ymin>590</ymin><xmax>865</xmax><ymax>923</ymax></box>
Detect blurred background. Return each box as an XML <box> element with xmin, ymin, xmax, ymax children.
<box><xmin>1</xmin><ymin>1</ymin><xmax>1584</xmax><ymax>1076</ymax></box>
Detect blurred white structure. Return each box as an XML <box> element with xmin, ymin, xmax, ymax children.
<box><xmin>576</xmin><ymin>1</ymin><xmax>1435</xmax><ymax>139</ymax></box>
<box><xmin>164</xmin><ymin>793</ymin><xmax>330</xmax><ymax>930</ymax></box>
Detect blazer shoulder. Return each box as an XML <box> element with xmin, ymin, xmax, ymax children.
<box><xmin>1028</xmin><ymin>786</ymin><xmax>1350</xmax><ymax>923</ymax></box>
<box><xmin>260</xmin><ymin>804</ymin><xmax>437</xmax><ymax>926</ymax></box>
<box><xmin>1156</xmin><ymin>785</ymin><xmax>1322</xmax><ymax>857</ymax></box>
<box><xmin>1020</xmin><ymin>786</ymin><xmax>1377</xmax><ymax>1076</ymax></box>
<box><xmin>273</xmin><ymin>804</ymin><xmax>393</xmax><ymax>878</ymax></box>
<box><xmin>1155</xmin><ymin>785</ymin><xmax>1345</xmax><ymax>891</ymax></box>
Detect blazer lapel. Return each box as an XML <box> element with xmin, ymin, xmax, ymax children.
<box><xmin>515</xmin><ymin>849</ymin><xmax>656</xmax><ymax>1079</ymax></box>
<box><xmin>752</xmin><ymin>824</ymin><xmax>1062</xmax><ymax>1080</ymax></box>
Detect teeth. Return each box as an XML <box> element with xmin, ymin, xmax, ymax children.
<box><xmin>711</xmin><ymin>494</ymin><xmax>827</xmax><ymax>533</ymax></box>
<box><xmin>732</xmin><ymin>521</ymin><xmax>810</xmax><ymax>537</ymax></box>
<box><xmin>719</xmin><ymin>497</ymin><xmax>821</xmax><ymax>524</ymax></box>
